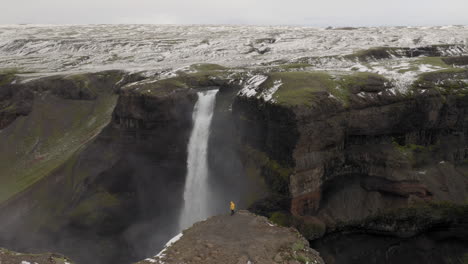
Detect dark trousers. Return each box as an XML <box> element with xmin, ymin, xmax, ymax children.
<box><xmin>231</xmin><ymin>210</ymin><xmax>235</xmax><ymax>216</ymax></box>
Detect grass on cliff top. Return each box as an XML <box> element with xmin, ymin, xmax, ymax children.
<box><xmin>0</xmin><ymin>68</ymin><xmax>20</xmax><ymax>86</ymax></box>
<box><xmin>344</xmin><ymin>47</ymin><xmax>400</xmax><ymax>61</ymax></box>
<box><xmin>132</xmin><ymin>68</ymin><xmax>232</xmax><ymax>96</ymax></box>
<box><xmin>418</xmin><ymin>67</ymin><xmax>468</xmax><ymax>78</ymax></box>
<box><xmin>413</xmin><ymin>68</ymin><xmax>468</xmax><ymax>93</ymax></box>
<box><xmin>190</xmin><ymin>63</ymin><xmax>227</xmax><ymax>72</ymax></box>
<box><xmin>262</xmin><ymin>71</ymin><xmax>388</xmax><ymax>107</ymax></box>
<box><xmin>397</xmin><ymin>57</ymin><xmax>451</xmax><ymax>73</ymax></box>
<box><xmin>261</xmin><ymin>71</ymin><xmax>335</xmax><ymax>106</ymax></box>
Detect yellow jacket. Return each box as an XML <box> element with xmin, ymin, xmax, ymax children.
<box><xmin>230</xmin><ymin>201</ymin><xmax>236</xmax><ymax>210</ymax></box>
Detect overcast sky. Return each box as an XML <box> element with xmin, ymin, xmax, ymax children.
<box><xmin>2</xmin><ymin>0</ymin><xmax>468</xmax><ymax>26</ymax></box>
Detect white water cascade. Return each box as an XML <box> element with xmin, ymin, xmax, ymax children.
<box><xmin>179</xmin><ymin>89</ymin><xmax>219</xmax><ymax>230</ymax></box>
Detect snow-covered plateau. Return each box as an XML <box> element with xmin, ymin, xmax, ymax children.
<box><xmin>0</xmin><ymin>24</ymin><xmax>467</xmax><ymax>74</ymax></box>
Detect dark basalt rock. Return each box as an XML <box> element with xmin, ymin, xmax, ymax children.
<box><xmin>0</xmin><ymin>83</ymin><xmax>34</xmax><ymax>129</ymax></box>
<box><xmin>0</xmin><ymin>70</ymin><xmax>130</xmax><ymax>129</ymax></box>
<box><xmin>442</xmin><ymin>55</ymin><xmax>468</xmax><ymax>66</ymax></box>
<box><xmin>232</xmin><ymin>66</ymin><xmax>468</xmax><ymax>256</ymax></box>
<box><xmin>311</xmin><ymin>203</ymin><xmax>468</xmax><ymax>264</ymax></box>
<box><xmin>347</xmin><ymin>45</ymin><xmax>467</xmax><ymax>62</ymax></box>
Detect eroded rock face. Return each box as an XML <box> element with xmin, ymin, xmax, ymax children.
<box><xmin>233</xmin><ymin>64</ymin><xmax>468</xmax><ymax>263</ymax></box>
<box><xmin>290</xmin><ymin>94</ymin><xmax>467</xmax><ymax>222</ymax></box>
<box><xmin>0</xmin><ymin>83</ymin><xmax>33</xmax><ymax>129</ymax></box>
<box><xmin>232</xmin><ymin>64</ymin><xmax>468</xmax><ymax>234</ymax></box>
<box><xmin>235</xmin><ymin>78</ymin><xmax>467</xmax><ymax>223</ymax></box>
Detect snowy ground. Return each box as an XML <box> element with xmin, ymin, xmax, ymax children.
<box><xmin>0</xmin><ymin>24</ymin><xmax>467</xmax><ymax>74</ymax></box>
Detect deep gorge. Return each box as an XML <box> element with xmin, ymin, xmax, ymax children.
<box><xmin>0</xmin><ymin>43</ymin><xmax>467</xmax><ymax>264</ymax></box>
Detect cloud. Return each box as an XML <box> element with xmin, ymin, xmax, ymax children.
<box><xmin>1</xmin><ymin>0</ymin><xmax>467</xmax><ymax>26</ymax></box>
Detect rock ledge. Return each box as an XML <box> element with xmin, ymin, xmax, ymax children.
<box><xmin>136</xmin><ymin>210</ymin><xmax>324</xmax><ymax>264</ymax></box>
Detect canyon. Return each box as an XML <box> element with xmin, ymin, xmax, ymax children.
<box><xmin>0</xmin><ymin>25</ymin><xmax>467</xmax><ymax>264</ymax></box>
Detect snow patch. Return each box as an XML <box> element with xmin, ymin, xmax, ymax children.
<box><xmin>238</xmin><ymin>75</ymin><xmax>268</xmax><ymax>98</ymax></box>
<box><xmin>260</xmin><ymin>79</ymin><xmax>283</xmax><ymax>102</ymax></box>
<box><xmin>154</xmin><ymin>232</ymin><xmax>184</xmax><ymax>260</ymax></box>
<box><xmin>419</xmin><ymin>64</ymin><xmax>442</xmax><ymax>72</ymax></box>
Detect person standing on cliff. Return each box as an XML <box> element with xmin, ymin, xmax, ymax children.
<box><xmin>230</xmin><ymin>201</ymin><xmax>236</xmax><ymax>216</ymax></box>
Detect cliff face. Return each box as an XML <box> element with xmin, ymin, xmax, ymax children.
<box><xmin>233</xmin><ymin>50</ymin><xmax>468</xmax><ymax>263</ymax></box>
<box><xmin>0</xmin><ymin>72</ymin><xmax>198</xmax><ymax>264</ymax></box>
<box><xmin>235</xmin><ymin>66</ymin><xmax>467</xmax><ymax>223</ymax></box>
<box><xmin>289</xmin><ymin>87</ymin><xmax>467</xmax><ymax>222</ymax></box>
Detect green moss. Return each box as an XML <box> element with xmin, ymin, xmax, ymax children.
<box><xmin>265</xmin><ymin>159</ymin><xmax>293</xmax><ymax>194</ymax></box>
<box><xmin>270</xmin><ymin>211</ymin><xmax>291</xmax><ymax>226</ymax></box>
<box><xmin>69</xmin><ymin>192</ymin><xmax>120</xmax><ymax>226</ymax></box>
<box><xmin>295</xmin><ymin>254</ymin><xmax>310</xmax><ymax>263</ymax></box>
<box><xmin>345</xmin><ymin>47</ymin><xmax>399</xmax><ymax>61</ymax></box>
<box><xmin>291</xmin><ymin>241</ymin><xmax>305</xmax><ymax>251</ymax></box>
<box><xmin>462</xmin><ymin>253</ymin><xmax>468</xmax><ymax>264</ymax></box>
<box><xmin>242</xmin><ymin>145</ymin><xmax>292</xmax><ymax>194</ymax></box>
<box><xmin>0</xmin><ymin>69</ymin><xmax>19</xmax><ymax>86</ymax></box>
<box><xmin>392</xmin><ymin>140</ymin><xmax>436</xmax><ymax>167</ymax></box>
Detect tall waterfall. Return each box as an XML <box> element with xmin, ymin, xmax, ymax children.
<box><xmin>179</xmin><ymin>89</ymin><xmax>219</xmax><ymax>230</ymax></box>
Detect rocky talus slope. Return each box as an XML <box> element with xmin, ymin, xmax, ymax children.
<box><xmin>135</xmin><ymin>210</ymin><xmax>324</xmax><ymax>264</ymax></box>
<box><xmin>0</xmin><ymin>248</ymin><xmax>73</xmax><ymax>264</ymax></box>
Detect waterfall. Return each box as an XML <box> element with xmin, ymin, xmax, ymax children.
<box><xmin>179</xmin><ymin>89</ymin><xmax>219</xmax><ymax>230</ymax></box>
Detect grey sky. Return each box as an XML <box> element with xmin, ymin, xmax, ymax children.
<box><xmin>3</xmin><ymin>0</ymin><xmax>468</xmax><ymax>26</ymax></box>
